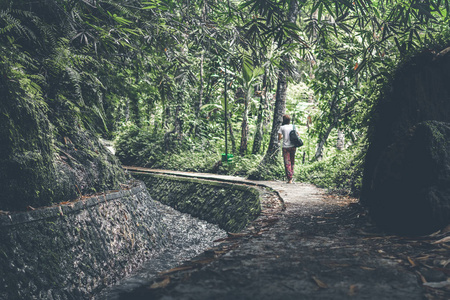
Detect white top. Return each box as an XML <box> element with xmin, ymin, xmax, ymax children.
<box><xmin>278</xmin><ymin>124</ymin><xmax>296</xmax><ymax>148</ymax></box>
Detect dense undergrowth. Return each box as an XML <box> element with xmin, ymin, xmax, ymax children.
<box><xmin>115</xmin><ymin>124</ymin><xmax>364</xmax><ymax>197</ymax></box>
<box><xmin>296</xmin><ymin>146</ymin><xmax>365</xmax><ymax>197</ymax></box>
<box><xmin>115</xmin><ymin>124</ymin><xmax>284</xmax><ymax>177</ymax></box>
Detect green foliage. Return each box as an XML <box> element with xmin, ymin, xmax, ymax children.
<box><xmin>115</xmin><ymin>123</ymin><xmax>219</xmax><ymax>171</ymax></box>
<box><xmin>296</xmin><ymin>145</ymin><xmax>366</xmax><ymax>196</ymax></box>
<box><xmin>115</xmin><ymin>122</ymin><xmax>287</xmax><ymax>179</ymax></box>
<box><xmin>0</xmin><ymin>59</ymin><xmax>55</xmax><ymax>210</ymax></box>
<box><xmin>0</xmin><ymin>0</ymin><xmax>135</xmax><ymax>210</ymax></box>
<box><xmin>5</xmin><ymin>0</ymin><xmax>450</xmax><ymax>210</ymax></box>
<box><xmin>115</xmin><ymin>123</ymin><xmax>162</xmax><ymax>167</ymax></box>
<box><xmin>247</xmin><ymin>155</ymin><xmax>286</xmax><ymax>180</ymax></box>
<box><xmin>225</xmin><ymin>154</ymin><xmax>267</xmax><ymax>176</ymax></box>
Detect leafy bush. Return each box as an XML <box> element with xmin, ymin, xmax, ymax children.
<box><xmin>247</xmin><ymin>153</ymin><xmax>286</xmax><ymax>181</ymax></box>
<box><xmin>115</xmin><ymin>124</ymin><xmax>220</xmax><ymax>171</ymax></box>
<box><xmin>296</xmin><ymin>146</ymin><xmax>365</xmax><ymax>196</ymax></box>
<box><xmin>116</xmin><ymin>124</ymin><xmax>288</xmax><ymax>179</ymax></box>
<box><xmin>116</xmin><ymin>124</ymin><xmax>365</xmax><ymax>193</ymax></box>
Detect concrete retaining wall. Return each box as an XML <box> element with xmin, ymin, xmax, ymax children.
<box><xmin>0</xmin><ymin>182</ymin><xmax>169</xmax><ymax>300</ymax></box>
<box><xmin>132</xmin><ymin>172</ymin><xmax>261</xmax><ymax>233</ymax></box>
<box><xmin>0</xmin><ymin>174</ymin><xmax>262</xmax><ymax>299</ymax></box>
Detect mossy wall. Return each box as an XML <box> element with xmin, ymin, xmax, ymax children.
<box><xmin>0</xmin><ymin>66</ymin><xmax>56</xmax><ymax>210</ymax></box>
<box><xmin>0</xmin><ymin>174</ymin><xmax>262</xmax><ymax>299</ymax></box>
<box><xmin>133</xmin><ymin>173</ymin><xmax>261</xmax><ymax>233</ymax></box>
<box><xmin>0</xmin><ymin>60</ymin><xmax>127</xmax><ymax>211</ymax></box>
<box><xmin>0</xmin><ymin>183</ymin><xmax>169</xmax><ymax>300</ymax></box>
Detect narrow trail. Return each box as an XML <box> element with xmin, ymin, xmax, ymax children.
<box><xmin>116</xmin><ymin>168</ymin><xmax>449</xmax><ymax>300</ymax></box>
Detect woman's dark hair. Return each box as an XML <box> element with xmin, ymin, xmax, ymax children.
<box><xmin>282</xmin><ymin>114</ymin><xmax>291</xmax><ymax>125</ymax></box>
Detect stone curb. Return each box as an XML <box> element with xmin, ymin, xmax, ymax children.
<box><xmin>124</xmin><ymin>166</ymin><xmax>286</xmax><ymax>210</ymax></box>
<box><xmin>0</xmin><ymin>182</ymin><xmax>145</xmax><ymax>227</ymax></box>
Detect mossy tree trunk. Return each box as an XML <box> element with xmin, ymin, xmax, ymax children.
<box><xmin>239</xmin><ymin>88</ymin><xmax>250</xmax><ymax>156</ymax></box>
<box><xmin>253</xmin><ymin>75</ymin><xmax>268</xmax><ymax>155</ymax></box>
<box><xmin>263</xmin><ymin>0</ymin><xmax>298</xmax><ymax>163</ymax></box>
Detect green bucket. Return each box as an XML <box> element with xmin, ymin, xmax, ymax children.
<box><xmin>221</xmin><ymin>153</ymin><xmax>234</xmax><ymax>164</ymax></box>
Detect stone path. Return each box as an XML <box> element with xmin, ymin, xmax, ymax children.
<box><xmin>116</xmin><ymin>168</ymin><xmax>449</xmax><ymax>300</ymax></box>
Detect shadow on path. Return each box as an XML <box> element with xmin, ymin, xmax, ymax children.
<box><xmin>117</xmin><ymin>168</ymin><xmax>449</xmax><ymax>300</ymax></box>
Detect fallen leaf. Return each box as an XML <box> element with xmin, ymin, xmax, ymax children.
<box><xmin>312</xmin><ymin>276</ymin><xmax>328</xmax><ymax>288</ymax></box>
<box><xmin>416</xmin><ymin>255</ymin><xmax>431</xmax><ymax>261</ymax></box>
<box><xmin>213</xmin><ymin>237</ymin><xmax>228</xmax><ymax>242</ymax></box>
<box><xmin>348</xmin><ymin>284</ymin><xmax>357</xmax><ymax>296</ymax></box>
<box><xmin>407</xmin><ymin>256</ymin><xmax>417</xmax><ymax>267</ymax></box>
<box><xmin>256</xmin><ymin>229</ymin><xmax>270</xmax><ymax>235</ymax></box>
<box><xmin>432</xmin><ymin>236</ymin><xmax>450</xmax><ymax>244</ymax></box>
<box><xmin>442</xmin><ymin>224</ymin><xmax>450</xmax><ymax>234</ymax></box>
<box><xmin>423</xmin><ymin>281</ymin><xmax>450</xmax><ymax>288</ymax></box>
<box><xmin>149</xmin><ymin>276</ymin><xmax>170</xmax><ymax>289</ymax></box>
<box><xmin>360</xmin><ymin>266</ymin><xmax>376</xmax><ymax>271</ymax></box>
<box><xmin>416</xmin><ymin>271</ymin><xmax>427</xmax><ymax>283</ymax></box>
<box><xmin>440</xmin><ymin>260</ymin><xmax>450</xmax><ymax>268</ymax></box>
<box><xmin>429</xmin><ymin>230</ymin><xmax>442</xmax><ymax>237</ymax></box>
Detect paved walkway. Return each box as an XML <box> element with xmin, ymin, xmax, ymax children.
<box><xmin>118</xmin><ymin>168</ymin><xmax>449</xmax><ymax>300</ymax></box>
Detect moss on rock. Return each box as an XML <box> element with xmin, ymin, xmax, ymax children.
<box><xmin>361</xmin><ymin>44</ymin><xmax>450</xmax><ymax>234</ymax></box>
<box><xmin>0</xmin><ymin>61</ymin><xmax>127</xmax><ymax>211</ymax></box>
<box><xmin>134</xmin><ymin>173</ymin><xmax>261</xmax><ymax>233</ymax></box>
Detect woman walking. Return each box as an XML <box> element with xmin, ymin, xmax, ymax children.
<box><xmin>278</xmin><ymin>114</ymin><xmax>298</xmax><ymax>184</ymax></box>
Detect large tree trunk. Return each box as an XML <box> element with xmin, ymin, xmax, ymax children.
<box><xmin>227</xmin><ymin>112</ymin><xmax>236</xmax><ymax>154</ymax></box>
<box><xmin>252</xmin><ymin>92</ymin><xmax>265</xmax><ymax>154</ymax></box>
<box><xmin>253</xmin><ymin>74</ymin><xmax>268</xmax><ymax>154</ymax></box>
<box><xmin>314</xmin><ymin>123</ymin><xmax>333</xmax><ymax>161</ymax></box>
<box><xmin>162</xmin><ymin>96</ymin><xmax>171</xmax><ymax>152</ymax></box>
<box><xmin>195</xmin><ymin>52</ymin><xmax>204</xmax><ymax>135</ymax></box>
<box><xmin>164</xmin><ymin>104</ymin><xmax>170</xmax><ymax>130</ymax></box>
<box><xmin>264</xmin><ymin>70</ymin><xmax>287</xmax><ymax>161</ymax></box>
<box><xmin>263</xmin><ymin>1</ymin><xmax>299</xmax><ymax>162</ymax></box>
<box><xmin>165</xmin><ymin>89</ymin><xmax>184</xmax><ymax>151</ymax></box>
<box><xmin>239</xmin><ymin>89</ymin><xmax>249</xmax><ymax>156</ymax></box>
<box><xmin>174</xmin><ymin>104</ymin><xmax>183</xmax><ymax>141</ymax></box>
